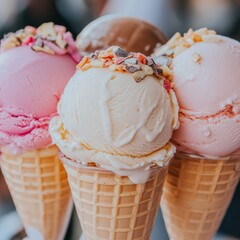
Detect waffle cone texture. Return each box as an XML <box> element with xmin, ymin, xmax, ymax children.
<box><xmin>161</xmin><ymin>153</ymin><xmax>240</xmax><ymax>240</ymax></box>
<box><xmin>0</xmin><ymin>145</ymin><xmax>72</xmax><ymax>240</ymax></box>
<box><xmin>62</xmin><ymin>157</ymin><xmax>167</xmax><ymax>240</ymax></box>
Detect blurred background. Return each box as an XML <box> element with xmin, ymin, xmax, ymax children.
<box><xmin>0</xmin><ymin>0</ymin><xmax>239</xmax><ymax>239</ymax></box>
<box><xmin>0</xmin><ymin>0</ymin><xmax>240</xmax><ymax>39</ymax></box>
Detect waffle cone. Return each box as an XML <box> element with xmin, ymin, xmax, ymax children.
<box><xmin>161</xmin><ymin>153</ymin><xmax>240</xmax><ymax>240</ymax></box>
<box><xmin>0</xmin><ymin>145</ymin><xmax>72</xmax><ymax>240</ymax></box>
<box><xmin>62</xmin><ymin>156</ymin><xmax>168</xmax><ymax>240</ymax></box>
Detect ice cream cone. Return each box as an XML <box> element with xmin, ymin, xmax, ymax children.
<box><xmin>161</xmin><ymin>153</ymin><xmax>240</xmax><ymax>240</ymax></box>
<box><xmin>61</xmin><ymin>155</ymin><xmax>168</xmax><ymax>240</ymax></box>
<box><xmin>0</xmin><ymin>145</ymin><xmax>72</xmax><ymax>240</ymax></box>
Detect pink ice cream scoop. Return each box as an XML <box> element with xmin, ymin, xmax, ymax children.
<box><xmin>156</xmin><ymin>29</ymin><xmax>240</xmax><ymax>158</ymax></box>
<box><xmin>0</xmin><ymin>22</ymin><xmax>80</xmax><ymax>153</ymax></box>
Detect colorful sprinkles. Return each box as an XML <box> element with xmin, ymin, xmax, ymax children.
<box><xmin>77</xmin><ymin>46</ymin><xmax>174</xmax><ymax>84</ymax></box>
<box><xmin>0</xmin><ymin>22</ymin><xmax>81</xmax><ymax>62</ymax></box>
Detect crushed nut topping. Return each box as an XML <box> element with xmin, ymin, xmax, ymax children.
<box><xmin>76</xmin><ymin>46</ymin><xmax>173</xmax><ymax>85</ymax></box>
<box><xmin>0</xmin><ymin>22</ymin><xmax>81</xmax><ymax>62</ymax></box>
<box><xmin>192</xmin><ymin>53</ymin><xmax>202</xmax><ymax>63</ymax></box>
<box><xmin>153</xmin><ymin>28</ymin><xmax>217</xmax><ymax>58</ymax></box>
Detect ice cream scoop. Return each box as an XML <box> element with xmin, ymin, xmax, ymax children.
<box><xmin>155</xmin><ymin>28</ymin><xmax>240</xmax><ymax>240</ymax></box>
<box><xmin>154</xmin><ymin>28</ymin><xmax>240</xmax><ymax>158</ymax></box>
<box><xmin>0</xmin><ymin>22</ymin><xmax>80</xmax><ymax>240</ymax></box>
<box><xmin>50</xmin><ymin>46</ymin><xmax>179</xmax><ymax>183</ymax></box>
<box><xmin>76</xmin><ymin>15</ymin><xmax>167</xmax><ymax>56</ymax></box>
<box><xmin>0</xmin><ymin>22</ymin><xmax>81</xmax><ymax>154</ymax></box>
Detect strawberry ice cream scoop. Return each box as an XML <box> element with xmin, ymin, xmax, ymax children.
<box><xmin>155</xmin><ymin>29</ymin><xmax>240</xmax><ymax>158</ymax></box>
<box><xmin>0</xmin><ymin>23</ymin><xmax>80</xmax><ymax>153</ymax></box>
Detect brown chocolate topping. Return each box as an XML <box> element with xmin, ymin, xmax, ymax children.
<box><xmin>76</xmin><ymin>15</ymin><xmax>167</xmax><ymax>56</ymax></box>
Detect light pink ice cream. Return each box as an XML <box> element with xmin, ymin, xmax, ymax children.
<box><xmin>0</xmin><ymin>23</ymin><xmax>80</xmax><ymax>153</ymax></box>
<box><xmin>170</xmin><ymin>34</ymin><xmax>240</xmax><ymax>158</ymax></box>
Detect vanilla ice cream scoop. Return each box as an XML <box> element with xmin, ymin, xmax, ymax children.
<box><xmin>50</xmin><ymin>47</ymin><xmax>178</xmax><ymax>183</ymax></box>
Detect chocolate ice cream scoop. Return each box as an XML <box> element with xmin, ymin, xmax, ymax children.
<box><xmin>76</xmin><ymin>15</ymin><xmax>167</xmax><ymax>56</ymax></box>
